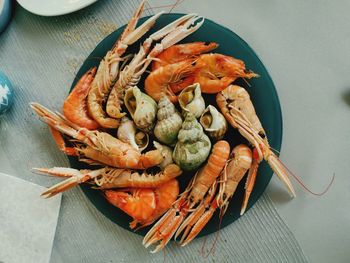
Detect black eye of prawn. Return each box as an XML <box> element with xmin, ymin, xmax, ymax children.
<box><xmin>259</xmin><ymin>131</ymin><xmax>266</xmax><ymax>139</ymax></box>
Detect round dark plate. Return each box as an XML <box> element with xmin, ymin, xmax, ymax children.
<box><xmin>68</xmin><ymin>14</ymin><xmax>282</xmax><ymax>238</ymax></box>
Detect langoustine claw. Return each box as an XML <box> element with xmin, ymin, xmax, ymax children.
<box><xmin>33</xmin><ymin>164</ymin><xmax>182</xmax><ymax>198</ymax></box>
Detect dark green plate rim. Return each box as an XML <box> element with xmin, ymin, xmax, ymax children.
<box><xmin>68</xmin><ymin>13</ymin><xmax>283</xmax><ymax>238</ymax></box>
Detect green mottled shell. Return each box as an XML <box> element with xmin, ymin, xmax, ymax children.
<box><xmin>173</xmin><ymin>114</ymin><xmax>211</xmax><ymax>171</ymax></box>
<box><xmin>154</xmin><ymin>95</ymin><xmax>183</xmax><ymax>146</ymax></box>
<box><xmin>124</xmin><ymin>86</ymin><xmax>157</xmax><ymax>132</ymax></box>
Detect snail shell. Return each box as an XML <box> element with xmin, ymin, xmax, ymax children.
<box><xmin>178</xmin><ymin>83</ymin><xmax>205</xmax><ymax>118</ymax></box>
<box><xmin>117</xmin><ymin>117</ymin><xmax>149</xmax><ymax>152</ymax></box>
<box><xmin>153</xmin><ymin>141</ymin><xmax>174</xmax><ymax>170</ymax></box>
<box><xmin>200</xmin><ymin>105</ymin><xmax>227</xmax><ymax>140</ymax></box>
<box><xmin>124</xmin><ymin>86</ymin><xmax>157</xmax><ymax>132</ymax></box>
<box><xmin>173</xmin><ymin>113</ymin><xmax>211</xmax><ymax>171</ymax></box>
<box><xmin>154</xmin><ymin>95</ymin><xmax>183</xmax><ymax>146</ymax></box>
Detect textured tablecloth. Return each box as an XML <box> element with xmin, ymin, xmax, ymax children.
<box><xmin>0</xmin><ymin>1</ymin><xmax>307</xmax><ymax>262</ymax></box>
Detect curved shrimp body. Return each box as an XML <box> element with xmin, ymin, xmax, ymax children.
<box><xmin>194</xmin><ymin>54</ymin><xmax>258</xmax><ymax>94</ymax></box>
<box><xmin>63</xmin><ymin>67</ymin><xmax>99</xmax><ymax>130</ymax></box>
<box><xmin>33</xmin><ymin>164</ymin><xmax>181</xmax><ymax>198</ymax></box>
<box><xmin>131</xmin><ymin>179</ymin><xmax>180</xmax><ymax>229</ymax></box>
<box><xmin>143</xmin><ymin>140</ymin><xmax>230</xmax><ymax>253</ymax></box>
<box><xmin>152</xmin><ymin>42</ymin><xmax>218</xmax><ymax>70</ymax></box>
<box><xmin>145</xmin><ymin>59</ymin><xmax>198</xmax><ymax>103</ymax></box>
<box><xmin>216</xmin><ymin>85</ymin><xmax>296</xmax><ymax>211</ymax></box>
<box><xmin>105</xmin><ymin>188</ymin><xmax>156</xmax><ymax>224</ymax></box>
<box><xmin>30</xmin><ymin>103</ymin><xmax>162</xmax><ymax>170</ymax></box>
<box><xmin>105</xmin><ymin>179</ymin><xmax>179</xmax><ymax>230</ymax></box>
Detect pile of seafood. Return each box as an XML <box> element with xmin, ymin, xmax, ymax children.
<box><xmin>30</xmin><ymin>1</ymin><xmax>295</xmax><ymax>253</ymax></box>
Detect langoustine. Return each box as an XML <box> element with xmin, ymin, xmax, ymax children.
<box><xmin>63</xmin><ymin>67</ymin><xmax>99</xmax><ymax>130</ymax></box>
<box><xmin>30</xmin><ymin>103</ymin><xmax>163</xmax><ymax>170</ymax></box>
<box><xmin>216</xmin><ymin>85</ymin><xmax>295</xmax><ymax>214</ymax></box>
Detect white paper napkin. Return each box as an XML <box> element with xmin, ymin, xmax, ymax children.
<box><xmin>0</xmin><ymin>172</ymin><xmax>61</xmax><ymax>263</ymax></box>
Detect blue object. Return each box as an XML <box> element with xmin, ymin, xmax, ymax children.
<box><xmin>0</xmin><ymin>0</ymin><xmax>12</xmax><ymax>34</ymax></box>
<box><xmin>0</xmin><ymin>71</ymin><xmax>14</xmax><ymax>115</ymax></box>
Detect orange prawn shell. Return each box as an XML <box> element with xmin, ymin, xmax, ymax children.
<box><xmin>136</xmin><ymin>179</ymin><xmax>180</xmax><ymax>228</ymax></box>
<box><xmin>189</xmin><ymin>140</ymin><xmax>231</xmax><ymax>205</ymax></box>
<box><xmin>145</xmin><ymin>59</ymin><xmax>198</xmax><ymax>103</ymax></box>
<box><xmin>105</xmin><ymin>189</ymin><xmax>156</xmax><ymax>222</ymax></box>
<box><xmin>152</xmin><ymin>42</ymin><xmax>218</xmax><ymax>70</ymax></box>
<box><xmin>63</xmin><ymin>67</ymin><xmax>100</xmax><ymax>130</ymax></box>
<box><xmin>194</xmin><ymin>53</ymin><xmax>258</xmax><ymax>94</ymax></box>
<box><xmin>105</xmin><ymin>179</ymin><xmax>180</xmax><ymax>229</ymax></box>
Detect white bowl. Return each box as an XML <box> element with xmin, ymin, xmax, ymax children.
<box><xmin>16</xmin><ymin>0</ymin><xmax>98</xmax><ymax>16</ymax></box>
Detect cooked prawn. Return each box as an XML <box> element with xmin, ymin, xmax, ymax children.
<box><xmin>152</xmin><ymin>42</ymin><xmax>218</xmax><ymax>70</ymax></box>
<box><xmin>105</xmin><ymin>188</ymin><xmax>156</xmax><ymax>224</ymax></box>
<box><xmin>105</xmin><ymin>179</ymin><xmax>179</xmax><ymax>230</ymax></box>
<box><xmin>216</xmin><ymin>85</ymin><xmax>296</xmax><ymax>215</ymax></box>
<box><xmin>145</xmin><ymin>59</ymin><xmax>198</xmax><ymax>103</ymax></box>
<box><xmin>194</xmin><ymin>53</ymin><xmax>258</xmax><ymax>93</ymax></box>
<box><xmin>131</xmin><ymin>179</ymin><xmax>180</xmax><ymax>229</ymax></box>
<box><xmin>63</xmin><ymin>67</ymin><xmax>99</xmax><ymax>130</ymax></box>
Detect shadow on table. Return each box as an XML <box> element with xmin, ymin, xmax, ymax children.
<box><xmin>341</xmin><ymin>89</ymin><xmax>350</xmax><ymax>107</ymax></box>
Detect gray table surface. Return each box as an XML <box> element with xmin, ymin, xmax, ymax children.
<box><xmin>0</xmin><ymin>0</ymin><xmax>349</xmax><ymax>262</ymax></box>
